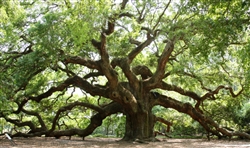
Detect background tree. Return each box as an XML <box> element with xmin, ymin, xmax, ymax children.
<box><xmin>0</xmin><ymin>0</ymin><xmax>250</xmax><ymax>141</ymax></box>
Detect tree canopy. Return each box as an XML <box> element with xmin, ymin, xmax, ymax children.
<box><xmin>0</xmin><ymin>0</ymin><xmax>250</xmax><ymax>141</ymax></box>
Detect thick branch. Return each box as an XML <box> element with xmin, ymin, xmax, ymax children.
<box><xmin>48</xmin><ymin>102</ymin><xmax>123</xmax><ymax>139</ymax></box>
<box><xmin>92</xmin><ymin>26</ymin><xmax>118</xmax><ymax>89</ymax></box>
<box><xmin>155</xmin><ymin>94</ymin><xmax>250</xmax><ymax>139</ymax></box>
<box><xmin>148</xmin><ymin>40</ymin><xmax>175</xmax><ymax>87</ymax></box>
<box><xmin>64</xmin><ymin>55</ymin><xmax>100</xmax><ymax>70</ymax></box>
<box><xmin>154</xmin><ymin>81</ymin><xmax>201</xmax><ymax>101</ymax></box>
<box><xmin>14</xmin><ymin>75</ymin><xmax>109</xmax><ymax>114</ymax></box>
<box><xmin>111</xmin><ymin>58</ymin><xmax>139</xmax><ymax>90</ymax></box>
<box><xmin>11</xmin><ymin>102</ymin><xmax>122</xmax><ymax>138</ymax></box>
<box><xmin>3</xmin><ymin>116</ymin><xmax>37</xmax><ymax>133</ymax></box>
<box><xmin>104</xmin><ymin>21</ymin><xmax>115</xmax><ymax>36</ymax></box>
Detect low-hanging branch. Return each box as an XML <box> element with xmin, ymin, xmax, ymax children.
<box><xmin>48</xmin><ymin>102</ymin><xmax>123</xmax><ymax>139</ymax></box>
<box><xmin>49</xmin><ymin>101</ymin><xmax>104</xmax><ymax>132</ymax></box>
<box><xmin>155</xmin><ymin>93</ymin><xmax>250</xmax><ymax>140</ymax></box>
<box><xmin>2</xmin><ymin>116</ymin><xmax>37</xmax><ymax>133</ymax></box>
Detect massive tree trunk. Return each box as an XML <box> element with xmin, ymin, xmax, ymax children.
<box><xmin>118</xmin><ymin>88</ymin><xmax>157</xmax><ymax>141</ymax></box>
<box><xmin>123</xmin><ymin>109</ymin><xmax>155</xmax><ymax>141</ymax></box>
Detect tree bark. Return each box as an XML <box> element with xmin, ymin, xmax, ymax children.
<box><xmin>121</xmin><ymin>91</ymin><xmax>156</xmax><ymax>141</ymax></box>
<box><xmin>122</xmin><ymin>111</ymin><xmax>155</xmax><ymax>141</ymax></box>
<box><xmin>48</xmin><ymin>102</ymin><xmax>123</xmax><ymax>139</ymax></box>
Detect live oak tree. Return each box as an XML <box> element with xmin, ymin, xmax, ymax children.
<box><xmin>0</xmin><ymin>0</ymin><xmax>250</xmax><ymax>141</ymax></box>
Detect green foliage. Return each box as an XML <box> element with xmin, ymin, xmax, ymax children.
<box><xmin>232</xmin><ymin>101</ymin><xmax>250</xmax><ymax>129</ymax></box>
<box><xmin>92</xmin><ymin>114</ymin><xmax>125</xmax><ymax>137</ymax></box>
<box><xmin>0</xmin><ymin>0</ymin><xmax>249</xmax><ymax>139</ymax></box>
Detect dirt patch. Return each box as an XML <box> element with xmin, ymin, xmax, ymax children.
<box><xmin>1</xmin><ymin>137</ymin><xmax>250</xmax><ymax>148</ymax></box>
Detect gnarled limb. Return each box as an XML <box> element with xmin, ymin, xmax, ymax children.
<box><xmin>10</xmin><ymin>102</ymin><xmax>123</xmax><ymax>139</ymax></box>
<box><xmin>14</xmin><ymin>75</ymin><xmax>109</xmax><ymax>114</ymax></box>
<box><xmin>91</xmin><ymin>30</ymin><xmax>118</xmax><ymax>89</ymax></box>
<box><xmin>201</xmin><ymin>85</ymin><xmax>244</xmax><ymax>100</ymax></box>
<box><xmin>154</xmin><ymin>94</ymin><xmax>250</xmax><ymax>140</ymax></box>
<box><xmin>49</xmin><ymin>101</ymin><xmax>104</xmax><ymax>132</ymax></box>
<box><xmin>48</xmin><ymin>102</ymin><xmax>123</xmax><ymax>139</ymax></box>
<box><xmin>148</xmin><ymin>40</ymin><xmax>175</xmax><ymax>87</ymax></box>
<box><xmin>149</xmin><ymin>80</ymin><xmax>244</xmax><ymax>113</ymax></box>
